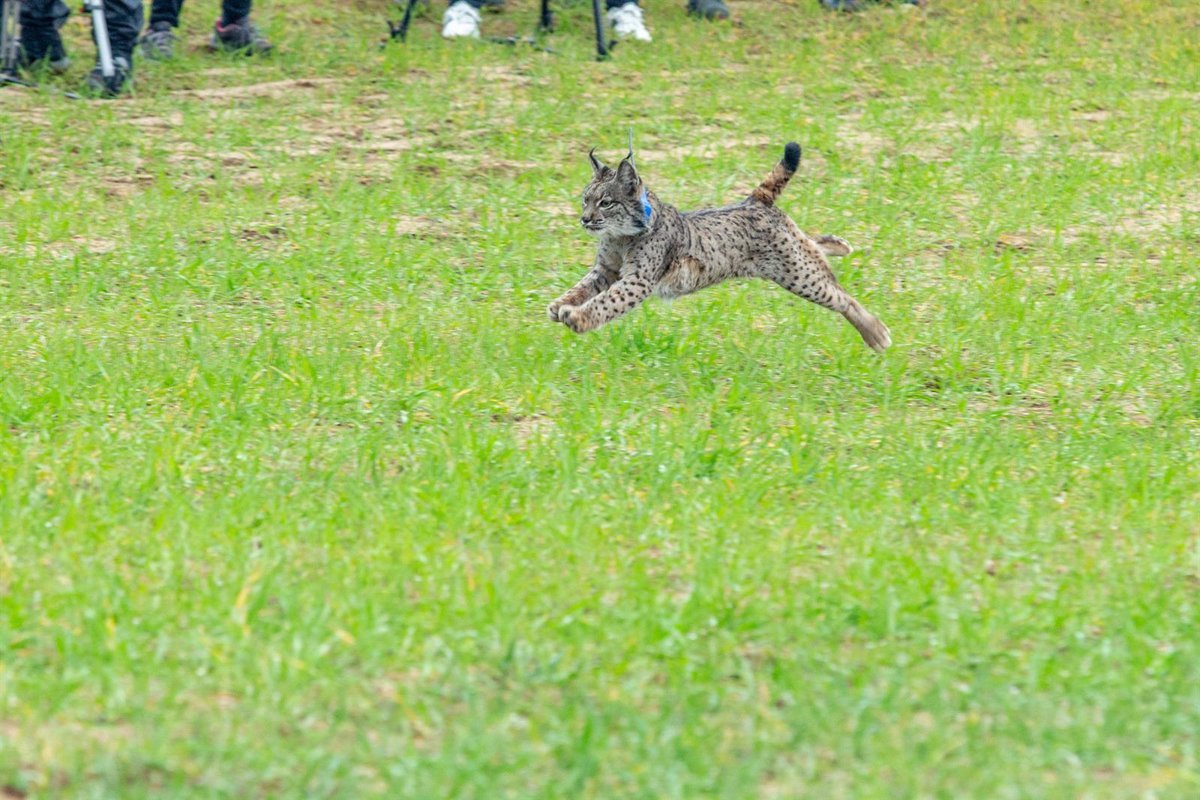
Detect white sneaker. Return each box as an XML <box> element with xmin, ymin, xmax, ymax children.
<box><xmin>607</xmin><ymin>3</ymin><xmax>651</xmax><ymax>42</ymax></box>
<box><xmin>442</xmin><ymin>1</ymin><xmax>481</xmax><ymax>38</ymax></box>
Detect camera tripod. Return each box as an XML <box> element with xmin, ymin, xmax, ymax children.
<box><xmin>1</xmin><ymin>0</ymin><xmax>115</xmax><ymax>95</ymax></box>
<box><xmin>1</xmin><ymin>0</ymin><xmax>28</xmax><ymax>87</ymax></box>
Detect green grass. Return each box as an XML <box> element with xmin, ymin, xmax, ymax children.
<box><xmin>2</xmin><ymin>0</ymin><xmax>1199</xmax><ymax>796</ymax></box>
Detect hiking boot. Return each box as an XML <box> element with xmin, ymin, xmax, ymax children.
<box><xmin>442</xmin><ymin>2</ymin><xmax>482</xmax><ymax>38</ymax></box>
<box><xmin>84</xmin><ymin>55</ymin><xmax>131</xmax><ymax>97</ymax></box>
<box><xmin>18</xmin><ymin>26</ymin><xmax>70</xmax><ymax>73</ymax></box>
<box><xmin>688</xmin><ymin>0</ymin><xmax>730</xmax><ymax>20</ymax></box>
<box><xmin>210</xmin><ymin>16</ymin><xmax>273</xmax><ymax>54</ymax></box>
<box><xmin>607</xmin><ymin>2</ymin><xmax>651</xmax><ymax>42</ymax></box>
<box><xmin>139</xmin><ymin>21</ymin><xmax>178</xmax><ymax>60</ymax></box>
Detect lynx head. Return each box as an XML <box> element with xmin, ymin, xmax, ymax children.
<box><xmin>580</xmin><ymin>149</ymin><xmax>649</xmax><ymax>238</ymax></box>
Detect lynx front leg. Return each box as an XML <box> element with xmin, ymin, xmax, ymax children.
<box><xmin>558</xmin><ymin>276</ymin><xmax>655</xmax><ymax>334</ymax></box>
<box><xmin>548</xmin><ymin>268</ymin><xmax>613</xmax><ymax>322</ymax></box>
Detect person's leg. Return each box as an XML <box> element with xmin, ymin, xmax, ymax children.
<box><xmin>19</xmin><ymin>0</ymin><xmax>70</xmax><ymax>70</ymax></box>
<box><xmin>97</xmin><ymin>0</ymin><xmax>142</xmax><ymax>62</ymax></box>
<box><xmin>84</xmin><ymin>0</ymin><xmax>140</xmax><ymax>95</ymax></box>
<box><xmin>148</xmin><ymin>0</ymin><xmax>185</xmax><ymax>28</ymax></box>
<box><xmin>141</xmin><ymin>0</ymin><xmax>182</xmax><ymax>59</ymax></box>
<box><xmin>606</xmin><ymin>0</ymin><xmax>650</xmax><ymax>42</ymax></box>
<box><xmin>443</xmin><ymin>0</ymin><xmax>484</xmax><ymax>39</ymax></box>
<box><xmin>211</xmin><ymin>0</ymin><xmax>272</xmax><ymax>53</ymax></box>
<box><xmin>220</xmin><ymin>0</ymin><xmax>252</xmax><ymax>26</ymax></box>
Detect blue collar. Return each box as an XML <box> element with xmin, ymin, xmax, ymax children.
<box><xmin>640</xmin><ymin>188</ymin><xmax>653</xmax><ymax>223</ymax></box>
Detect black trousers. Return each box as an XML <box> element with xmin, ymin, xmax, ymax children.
<box><xmin>149</xmin><ymin>0</ymin><xmax>254</xmax><ymax>28</ymax></box>
<box><xmin>21</xmin><ymin>0</ymin><xmax>143</xmax><ymax>61</ymax></box>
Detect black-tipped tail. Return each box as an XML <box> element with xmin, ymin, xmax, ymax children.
<box><xmin>751</xmin><ymin>142</ymin><xmax>802</xmax><ymax>206</ymax></box>
<box><xmin>783</xmin><ymin>142</ymin><xmax>801</xmax><ymax>172</ymax></box>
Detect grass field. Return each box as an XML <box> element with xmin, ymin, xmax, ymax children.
<box><xmin>2</xmin><ymin>0</ymin><xmax>1199</xmax><ymax>796</ymax></box>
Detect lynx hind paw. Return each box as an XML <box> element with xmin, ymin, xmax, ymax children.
<box><xmin>861</xmin><ymin>317</ymin><xmax>892</xmax><ymax>353</ymax></box>
<box><xmin>815</xmin><ymin>234</ymin><xmax>853</xmax><ymax>257</ymax></box>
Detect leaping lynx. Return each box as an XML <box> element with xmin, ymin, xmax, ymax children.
<box><xmin>547</xmin><ymin>142</ymin><xmax>892</xmax><ymax>352</ymax></box>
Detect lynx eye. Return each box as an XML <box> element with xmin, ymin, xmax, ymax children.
<box><xmin>599</xmin><ymin>199</ymin><xmax>615</xmax><ymax>209</ymax></box>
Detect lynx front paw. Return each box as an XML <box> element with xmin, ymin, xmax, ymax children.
<box><xmin>548</xmin><ymin>300</ymin><xmax>564</xmax><ymax>322</ymax></box>
<box><xmin>557</xmin><ymin>305</ymin><xmax>586</xmax><ymax>333</ymax></box>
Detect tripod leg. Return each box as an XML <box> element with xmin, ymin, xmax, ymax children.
<box><xmin>395</xmin><ymin>0</ymin><xmax>420</xmax><ymax>41</ymax></box>
<box><xmin>82</xmin><ymin>0</ymin><xmax>115</xmax><ymax>77</ymax></box>
<box><xmin>591</xmin><ymin>0</ymin><xmax>609</xmax><ymax>60</ymax></box>
<box><xmin>1</xmin><ymin>0</ymin><xmax>21</xmax><ymax>77</ymax></box>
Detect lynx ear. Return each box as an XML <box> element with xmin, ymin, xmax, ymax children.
<box><xmin>615</xmin><ymin>156</ymin><xmax>640</xmax><ymax>193</ymax></box>
<box><xmin>588</xmin><ymin>148</ymin><xmax>608</xmax><ymax>175</ymax></box>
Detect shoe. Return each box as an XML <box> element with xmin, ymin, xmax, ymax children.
<box><xmin>607</xmin><ymin>3</ymin><xmax>651</xmax><ymax>42</ymax></box>
<box><xmin>688</xmin><ymin>0</ymin><xmax>730</xmax><ymax>19</ymax></box>
<box><xmin>18</xmin><ymin>26</ymin><xmax>70</xmax><ymax>73</ymax></box>
<box><xmin>210</xmin><ymin>16</ymin><xmax>273</xmax><ymax>54</ymax></box>
<box><xmin>84</xmin><ymin>55</ymin><xmax>131</xmax><ymax>97</ymax></box>
<box><xmin>442</xmin><ymin>2</ymin><xmax>482</xmax><ymax>38</ymax></box>
<box><xmin>139</xmin><ymin>22</ymin><xmax>178</xmax><ymax>60</ymax></box>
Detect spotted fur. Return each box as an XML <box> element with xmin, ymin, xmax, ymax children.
<box><xmin>548</xmin><ymin>142</ymin><xmax>892</xmax><ymax>352</ymax></box>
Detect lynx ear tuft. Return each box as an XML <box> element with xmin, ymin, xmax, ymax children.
<box><xmin>588</xmin><ymin>148</ymin><xmax>607</xmax><ymax>175</ymax></box>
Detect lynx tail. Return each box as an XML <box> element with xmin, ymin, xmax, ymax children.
<box><xmin>751</xmin><ymin>142</ymin><xmax>801</xmax><ymax>206</ymax></box>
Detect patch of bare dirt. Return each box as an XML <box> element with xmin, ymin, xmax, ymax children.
<box><xmin>921</xmin><ymin>114</ymin><xmax>979</xmax><ymax>135</ymax></box>
<box><xmin>834</xmin><ymin>111</ymin><xmax>893</xmax><ymax>158</ymax></box>
<box><xmin>1074</xmin><ymin>109</ymin><xmax>1112</xmax><ymax>123</ymax></box>
<box><xmin>995</xmin><ymin>233</ymin><xmax>1035</xmax><ymax>252</ymax></box>
<box><xmin>124</xmin><ymin>112</ymin><xmax>184</xmax><ymax>129</ymax></box>
<box><xmin>530</xmin><ymin>199</ymin><xmax>574</xmax><ymax>216</ymax></box>
<box><xmin>1131</xmin><ymin>88</ymin><xmax>1200</xmax><ymax>103</ymax></box>
<box><xmin>637</xmin><ymin>135</ymin><xmax>771</xmax><ymax>164</ymax></box>
<box><xmin>239</xmin><ymin>225</ymin><xmax>288</xmax><ymax>242</ymax></box>
<box><xmin>493</xmin><ymin>413</ymin><xmax>555</xmax><ymax>447</ymax></box>
<box><xmin>1113</xmin><ymin>201</ymin><xmax>1198</xmax><ymax>236</ymax></box>
<box><xmin>476</xmin><ymin>64</ymin><xmax>537</xmax><ymax>87</ymax></box>
<box><xmin>355</xmin><ymin>92</ymin><xmax>392</xmax><ymax>106</ymax></box>
<box><xmin>0</xmin><ymin>95</ymin><xmax>49</xmax><ymax>125</ymax></box>
<box><xmin>440</xmin><ymin>152</ymin><xmax>538</xmax><ymax>175</ymax></box>
<box><xmin>838</xmin><ymin>126</ymin><xmax>890</xmax><ymax>155</ymax></box>
<box><xmin>355</xmin><ymin>139</ymin><xmax>414</xmax><ymax>153</ymax></box>
<box><xmin>101</xmin><ymin>176</ymin><xmax>152</xmax><ymax>198</ymax></box>
<box><xmin>1073</xmin><ymin>141</ymin><xmax>1128</xmax><ymax>165</ymax></box>
<box><xmin>43</xmin><ymin>237</ymin><xmax>119</xmax><ymax>257</ymax></box>
<box><xmin>1009</xmin><ymin>118</ymin><xmax>1042</xmax><ymax>156</ymax></box>
<box><xmin>173</xmin><ymin>78</ymin><xmax>341</xmax><ymax>100</ymax></box>
<box><xmin>1053</xmin><ymin>191</ymin><xmax>1200</xmax><ymax>245</ymax></box>
<box><xmin>350</xmin><ymin>133</ymin><xmax>436</xmax><ymax>155</ymax></box>
<box><xmin>390</xmin><ymin>216</ymin><xmax>449</xmax><ymax>238</ymax></box>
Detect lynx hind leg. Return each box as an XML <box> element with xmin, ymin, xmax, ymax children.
<box><xmin>815</xmin><ymin>234</ymin><xmax>852</xmax><ymax>257</ymax></box>
<box><xmin>764</xmin><ymin>245</ymin><xmax>891</xmax><ymax>352</ymax></box>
